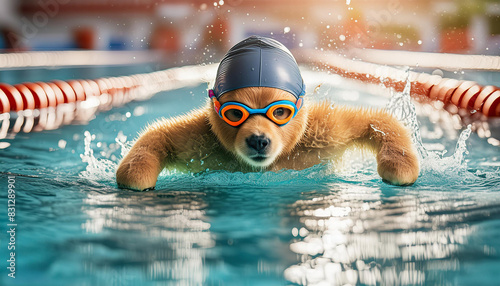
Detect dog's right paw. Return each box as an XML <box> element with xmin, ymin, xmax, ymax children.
<box><xmin>116</xmin><ymin>163</ymin><xmax>158</xmax><ymax>191</ymax></box>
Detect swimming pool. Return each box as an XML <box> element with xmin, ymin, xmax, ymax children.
<box><xmin>0</xmin><ymin>65</ymin><xmax>499</xmax><ymax>285</ymax></box>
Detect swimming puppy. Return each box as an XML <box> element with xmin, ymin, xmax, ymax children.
<box><xmin>116</xmin><ymin>36</ymin><xmax>419</xmax><ymax>191</ymax></box>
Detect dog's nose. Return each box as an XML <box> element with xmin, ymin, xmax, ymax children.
<box><xmin>246</xmin><ymin>135</ymin><xmax>270</xmax><ymax>152</ymax></box>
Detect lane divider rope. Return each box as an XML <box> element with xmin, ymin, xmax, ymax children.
<box><xmin>298</xmin><ymin>50</ymin><xmax>500</xmax><ymax>118</ymax></box>
<box><xmin>0</xmin><ymin>64</ymin><xmax>217</xmax><ymax>139</ymax></box>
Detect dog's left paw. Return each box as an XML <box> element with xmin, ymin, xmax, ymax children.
<box><xmin>377</xmin><ymin>146</ymin><xmax>420</xmax><ymax>186</ymax></box>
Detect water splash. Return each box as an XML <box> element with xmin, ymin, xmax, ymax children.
<box><xmin>452</xmin><ymin>125</ymin><xmax>471</xmax><ymax>165</ymax></box>
<box><xmin>386</xmin><ymin>69</ymin><xmax>474</xmax><ymax>184</ymax></box>
<box><xmin>417</xmin><ymin>124</ymin><xmax>473</xmax><ymax>185</ymax></box>
<box><xmin>79</xmin><ymin>131</ymin><xmax>130</xmax><ymax>183</ymax></box>
<box><xmin>386</xmin><ymin>68</ymin><xmax>428</xmax><ymax>159</ymax></box>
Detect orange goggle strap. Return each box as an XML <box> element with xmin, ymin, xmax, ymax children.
<box><xmin>209</xmin><ymin>89</ymin><xmax>221</xmax><ymax>114</ymax></box>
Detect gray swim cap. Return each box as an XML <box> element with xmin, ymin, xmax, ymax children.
<box><xmin>211</xmin><ymin>36</ymin><xmax>305</xmax><ymax>99</ymax></box>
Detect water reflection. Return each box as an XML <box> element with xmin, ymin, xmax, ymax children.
<box><xmin>285</xmin><ymin>184</ymin><xmax>499</xmax><ymax>285</ymax></box>
<box><xmin>81</xmin><ymin>189</ymin><xmax>213</xmax><ymax>285</ymax></box>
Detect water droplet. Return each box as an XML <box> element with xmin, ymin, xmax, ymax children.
<box><xmin>432</xmin><ymin>69</ymin><xmax>444</xmax><ymax>77</ymax></box>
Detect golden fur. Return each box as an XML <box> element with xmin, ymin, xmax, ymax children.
<box><xmin>116</xmin><ymin>87</ymin><xmax>419</xmax><ymax>190</ymax></box>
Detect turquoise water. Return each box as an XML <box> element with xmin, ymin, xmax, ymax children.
<box><xmin>1</xmin><ymin>67</ymin><xmax>500</xmax><ymax>285</ymax></box>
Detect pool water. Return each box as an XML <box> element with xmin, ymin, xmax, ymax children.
<box><xmin>1</xmin><ymin>67</ymin><xmax>500</xmax><ymax>286</ymax></box>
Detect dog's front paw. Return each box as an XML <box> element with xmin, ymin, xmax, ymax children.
<box><xmin>377</xmin><ymin>146</ymin><xmax>419</xmax><ymax>186</ymax></box>
<box><xmin>116</xmin><ymin>161</ymin><xmax>158</xmax><ymax>191</ymax></box>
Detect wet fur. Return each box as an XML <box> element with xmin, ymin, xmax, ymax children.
<box><xmin>116</xmin><ymin>87</ymin><xmax>419</xmax><ymax>190</ymax></box>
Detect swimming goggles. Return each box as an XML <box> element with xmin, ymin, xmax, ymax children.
<box><xmin>208</xmin><ymin>90</ymin><xmax>304</xmax><ymax>127</ymax></box>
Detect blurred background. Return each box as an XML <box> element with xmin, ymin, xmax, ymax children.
<box><xmin>1</xmin><ymin>2</ymin><xmax>500</xmax><ymax>286</ymax></box>
<box><xmin>0</xmin><ymin>0</ymin><xmax>499</xmax><ymax>61</ymax></box>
